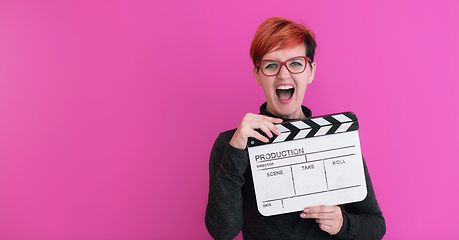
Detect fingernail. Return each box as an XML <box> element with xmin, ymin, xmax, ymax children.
<box><xmin>277</xmin><ymin>129</ymin><xmax>281</xmax><ymax>135</ymax></box>
<box><xmin>300</xmin><ymin>213</ymin><xmax>306</xmax><ymax>218</ymax></box>
<box><xmin>304</xmin><ymin>208</ymin><xmax>310</xmax><ymax>212</ymax></box>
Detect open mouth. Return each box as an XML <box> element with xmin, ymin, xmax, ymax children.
<box><xmin>276</xmin><ymin>85</ymin><xmax>295</xmax><ymax>101</ymax></box>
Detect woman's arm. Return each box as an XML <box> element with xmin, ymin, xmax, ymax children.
<box><xmin>205</xmin><ymin>131</ymin><xmax>248</xmax><ymax>240</ymax></box>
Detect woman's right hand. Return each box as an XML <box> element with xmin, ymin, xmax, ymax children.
<box><xmin>229</xmin><ymin>113</ymin><xmax>283</xmax><ymax>150</ymax></box>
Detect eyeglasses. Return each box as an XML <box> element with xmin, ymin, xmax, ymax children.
<box><xmin>256</xmin><ymin>56</ymin><xmax>311</xmax><ymax>77</ymax></box>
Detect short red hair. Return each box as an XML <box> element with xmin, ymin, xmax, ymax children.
<box><xmin>250</xmin><ymin>17</ymin><xmax>317</xmax><ymax>67</ymax></box>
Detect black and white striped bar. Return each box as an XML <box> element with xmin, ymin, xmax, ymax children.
<box><xmin>248</xmin><ymin>112</ymin><xmax>359</xmax><ymax>147</ymax></box>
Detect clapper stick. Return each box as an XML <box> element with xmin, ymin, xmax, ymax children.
<box><xmin>247</xmin><ymin>112</ymin><xmax>367</xmax><ymax>216</ymax></box>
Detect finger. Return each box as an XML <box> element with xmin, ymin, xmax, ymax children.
<box><xmin>245</xmin><ymin>116</ymin><xmax>280</xmax><ymax>137</ymax></box>
<box><xmin>304</xmin><ymin>205</ymin><xmax>336</xmax><ymax>214</ymax></box>
<box><xmin>315</xmin><ymin>211</ymin><xmax>343</xmax><ymax>222</ymax></box>
<box><xmin>258</xmin><ymin>122</ymin><xmax>283</xmax><ymax>138</ymax></box>
<box><xmin>321</xmin><ymin>222</ymin><xmax>341</xmax><ymax>235</ymax></box>
<box><xmin>310</xmin><ymin>210</ymin><xmax>338</xmax><ymax>220</ymax></box>
<box><xmin>301</xmin><ymin>206</ymin><xmax>341</xmax><ymax>220</ymax></box>
<box><xmin>318</xmin><ymin>223</ymin><xmax>333</xmax><ymax>233</ymax></box>
<box><xmin>257</xmin><ymin>123</ymin><xmax>274</xmax><ymax>138</ymax></box>
<box><xmin>315</xmin><ymin>218</ymin><xmax>335</xmax><ymax>225</ymax></box>
<box><xmin>252</xmin><ymin>131</ymin><xmax>270</xmax><ymax>143</ymax></box>
<box><xmin>315</xmin><ymin>219</ymin><xmax>340</xmax><ymax>235</ymax></box>
<box><xmin>232</xmin><ymin>113</ymin><xmax>283</xmax><ymax>148</ymax></box>
<box><xmin>300</xmin><ymin>212</ymin><xmax>319</xmax><ymax>219</ymax></box>
<box><xmin>266</xmin><ymin>121</ymin><xmax>282</xmax><ymax>136</ymax></box>
<box><xmin>259</xmin><ymin>115</ymin><xmax>283</xmax><ymax>124</ymax></box>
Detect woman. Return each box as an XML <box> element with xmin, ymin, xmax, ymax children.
<box><xmin>205</xmin><ymin>16</ymin><xmax>385</xmax><ymax>240</ymax></box>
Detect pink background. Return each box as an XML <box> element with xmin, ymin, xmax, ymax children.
<box><xmin>1</xmin><ymin>0</ymin><xmax>458</xmax><ymax>239</ymax></box>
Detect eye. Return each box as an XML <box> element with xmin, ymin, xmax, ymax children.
<box><xmin>288</xmin><ymin>60</ymin><xmax>304</xmax><ymax>67</ymax></box>
<box><xmin>263</xmin><ymin>62</ymin><xmax>279</xmax><ymax>69</ymax></box>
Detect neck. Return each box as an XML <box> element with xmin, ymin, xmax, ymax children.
<box><xmin>259</xmin><ymin>102</ymin><xmax>312</xmax><ymax>121</ymax></box>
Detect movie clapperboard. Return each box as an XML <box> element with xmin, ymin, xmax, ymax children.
<box><xmin>247</xmin><ymin>112</ymin><xmax>367</xmax><ymax>216</ymax></box>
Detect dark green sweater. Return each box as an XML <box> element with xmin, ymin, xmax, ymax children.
<box><xmin>205</xmin><ymin>103</ymin><xmax>385</xmax><ymax>240</ymax></box>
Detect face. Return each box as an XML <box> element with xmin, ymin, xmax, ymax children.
<box><xmin>253</xmin><ymin>44</ymin><xmax>316</xmax><ymax>120</ymax></box>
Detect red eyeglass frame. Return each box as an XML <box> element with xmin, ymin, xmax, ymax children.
<box><xmin>256</xmin><ymin>56</ymin><xmax>312</xmax><ymax>77</ymax></box>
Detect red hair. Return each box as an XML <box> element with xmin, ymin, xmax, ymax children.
<box><xmin>250</xmin><ymin>17</ymin><xmax>317</xmax><ymax>67</ymax></box>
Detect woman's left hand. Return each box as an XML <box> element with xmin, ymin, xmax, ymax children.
<box><xmin>300</xmin><ymin>205</ymin><xmax>343</xmax><ymax>235</ymax></box>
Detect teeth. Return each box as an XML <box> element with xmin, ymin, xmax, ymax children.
<box><xmin>277</xmin><ymin>85</ymin><xmax>294</xmax><ymax>90</ymax></box>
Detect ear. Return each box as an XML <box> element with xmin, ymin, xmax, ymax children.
<box><xmin>253</xmin><ymin>67</ymin><xmax>262</xmax><ymax>87</ymax></box>
<box><xmin>307</xmin><ymin>62</ymin><xmax>317</xmax><ymax>84</ymax></box>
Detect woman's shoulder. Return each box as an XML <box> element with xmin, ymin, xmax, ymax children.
<box><xmin>213</xmin><ymin>128</ymin><xmax>237</xmax><ymax>148</ymax></box>
<box><xmin>218</xmin><ymin>128</ymin><xmax>237</xmax><ymax>139</ymax></box>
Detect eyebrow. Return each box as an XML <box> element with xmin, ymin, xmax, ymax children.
<box><xmin>262</xmin><ymin>56</ymin><xmax>306</xmax><ymax>62</ymax></box>
<box><xmin>288</xmin><ymin>57</ymin><xmax>305</xmax><ymax>61</ymax></box>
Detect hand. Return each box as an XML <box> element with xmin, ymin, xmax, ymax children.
<box><xmin>229</xmin><ymin>113</ymin><xmax>283</xmax><ymax>150</ymax></box>
<box><xmin>300</xmin><ymin>205</ymin><xmax>343</xmax><ymax>235</ymax></box>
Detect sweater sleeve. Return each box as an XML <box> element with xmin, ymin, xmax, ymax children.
<box><xmin>333</xmin><ymin>157</ymin><xmax>386</xmax><ymax>240</ymax></box>
<box><xmin>205</xmin><ymin>131</ymin><xmax>249</xmax><ymax>240</ymax></box>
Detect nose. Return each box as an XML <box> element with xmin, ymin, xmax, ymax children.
<box><xmin>277</xmin><ymin>63</ymin><xmax>291</xmax><ymax>79</ymax></box>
